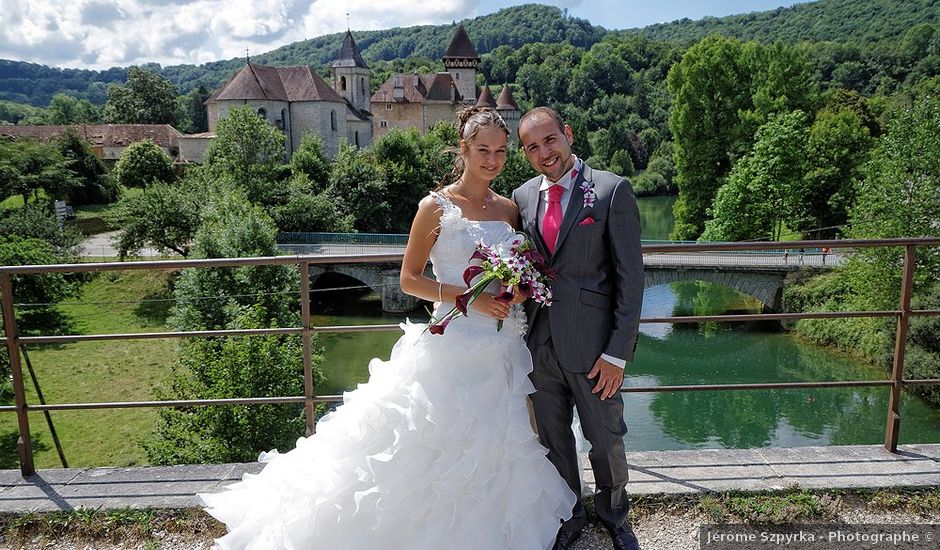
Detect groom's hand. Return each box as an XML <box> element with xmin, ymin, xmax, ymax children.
<box><xmin>588</xmin><ymin>357</ymin><xmax>624</xmax><ymax>400</ymax></box>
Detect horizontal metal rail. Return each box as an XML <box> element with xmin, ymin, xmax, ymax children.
<box><xmin>2</xmin><ymin>237</ymin><xmax>939</xmax><ymax>478</ymax></box>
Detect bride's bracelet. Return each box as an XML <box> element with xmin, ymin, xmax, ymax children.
<box><xmin>438</xmin><ymin>282</ymin><xmax>443</xmax><ymax>303</ymax></box>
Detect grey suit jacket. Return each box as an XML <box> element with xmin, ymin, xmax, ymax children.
<box><xmin>512</xmin><ymin>162</ymin><xmax>644</xmax><ymax>373</ymax></box>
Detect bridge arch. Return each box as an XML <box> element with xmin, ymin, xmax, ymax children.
<box><xmin>308</xmin><ymin>264</ymin><xmax>418</xmax><ymax>313</ymax></box>
<box><xmin>643</xmin><ymin>268</ymin><xmax>785</xmax><ymax>311</ymax></box>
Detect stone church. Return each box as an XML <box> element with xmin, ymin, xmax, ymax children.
<box><xmin>205</xmin><ymin>30</ymin><xmax>373</xmax><ymax>158</ymax></box>
<box><xmin>200</xmin><ymin>24</ymin><xmax>520</xmax><ymax>160</ymax></box>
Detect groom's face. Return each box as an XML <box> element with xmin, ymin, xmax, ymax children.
<box><xmin>519</xmin><ymin>116</ymin><xmax>575</xmax><ymax>183</ymax></box>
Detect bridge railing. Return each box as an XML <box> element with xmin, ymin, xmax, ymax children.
<box><xmin>2</xmin><ymin>238</ymin><xmax>939</xmax><ymax>477</ymax></box>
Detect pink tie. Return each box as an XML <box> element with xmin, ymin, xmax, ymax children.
<box><xmin>543</xmin><ymin>184</ymin><xmax>564</xmax><ymax>254</ymax></box>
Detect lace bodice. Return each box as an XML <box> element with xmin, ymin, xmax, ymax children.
<box><xmin>427</xmin><ymin>192</ymin><xmax>526</xmax><ymax>334</ymax></box>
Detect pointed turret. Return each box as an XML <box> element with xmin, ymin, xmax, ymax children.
<box><xmin>496</xmin><ymin>84</ymin><xmax>519</xmax><ymax>111</ymax></box>
<box><xmin>476</xmin><ymin>85</ymin><xmax>496</xmax><ymax>107</ymax></box>
<box><xmin>332</xmin><ymin>30</ymin><xmax>368</xmax><ymax>69</ymax></box>
<box><xmin>331</xmin><ymin>30</ymin><xmax>371</xmax><ymax>113</ymax></box>
<box><xmin>443</xmin><ymin>24</ymin><xmax>479</xmax><ymax>103</ymax></box>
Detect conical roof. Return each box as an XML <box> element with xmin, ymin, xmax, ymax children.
<box><xmin>496</xmin><ymin>84</ymin><xmax>519</xmax><ymax>110</ymax></box>
<box><xmin>443</xmin><ymin>24</ymin><xmax>478</xmax><ymax>60</ymax></box>
<box><xmin>476</xmin><ymin>85</ymin><xmax>496</xmax><ymax>107</ymax></box>
<box><xmin>332</xmin><ymin>30</ymin><xmax>368</xmax><ymax>69</ymax></box>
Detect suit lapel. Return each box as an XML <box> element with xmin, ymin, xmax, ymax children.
<box><xmin>526</xmin><ymin>180</ymin><xmax>549</xmax><ymax>257</ymax></box>
<box><xmin>549</xmin><ymin>165</ymin><xmax>590</xmax><ymax>260</ymax></box>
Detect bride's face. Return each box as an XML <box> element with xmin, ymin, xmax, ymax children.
<box><xmin>461</xmin><ymin>126</ymin><xmax>508</xmax><ymax>183</ymax></box>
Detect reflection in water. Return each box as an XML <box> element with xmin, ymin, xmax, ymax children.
<box><xmin>310</xmin><ymin>195</ymin><xmax>940</xmax><ymax>450</ymax></box>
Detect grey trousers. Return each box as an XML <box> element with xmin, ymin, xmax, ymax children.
<box><xmin>528</xmin><ymin>313</ymin><xmax>630</xmax><ymax>533</ymax></box>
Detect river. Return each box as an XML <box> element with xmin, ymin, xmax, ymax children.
<box><xmin>310</xmin><ymin>195</ymin><xmax>940</xmax><ymax>450</ymax></box>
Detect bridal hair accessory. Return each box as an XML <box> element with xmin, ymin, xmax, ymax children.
<box><xmin>427</xmin><ymin>233</ymin><xmax>555</xmax><ymax>335</ymax></box>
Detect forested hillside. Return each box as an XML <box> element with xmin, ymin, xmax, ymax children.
<box><xmin>1</xmin><ymin>0</ymin><xmax>937</xmax><ymax>106</ymax></box>
<box><xmin>634</xmin><ymin>0</ymin><xmax>939</xmax><ymax>44</ymax></box>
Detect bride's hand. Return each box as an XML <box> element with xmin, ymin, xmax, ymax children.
<box><xmin>471</xmin><ymin>293</ymin><xmax>510</xmax><ymax>320</ymax></box>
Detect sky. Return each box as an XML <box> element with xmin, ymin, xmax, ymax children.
<box><xmin>0</xmin><ymin>0</ymin><xmax>812</xmax><ymax>70</ymax></box>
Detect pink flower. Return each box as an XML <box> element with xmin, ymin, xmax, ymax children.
<box><xmin>428</xmin><ymin>316</ymin><xmax>451</xmax><ymax>334</ymax></box>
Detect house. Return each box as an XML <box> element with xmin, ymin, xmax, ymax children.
<box><xmin>0</xmin><ymin>124</ymin><xmax>183</xmax><ymax>161</ymax></box>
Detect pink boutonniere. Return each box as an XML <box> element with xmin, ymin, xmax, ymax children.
<box><xmin>581</xmin><ymin>180</ymin><xmax>596</xmax><ymax>208</ymax></box>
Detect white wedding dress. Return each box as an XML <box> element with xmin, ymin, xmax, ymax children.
<box><xmin>199</xmin><ymin>193</ymin><xmax>576</xmax><ymax>549</ymax></box>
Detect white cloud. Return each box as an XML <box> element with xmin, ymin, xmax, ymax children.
<box><xmin>0</xmin><ymin>0</ymin><xmax>483</xmax><ymax>69</ymax></box>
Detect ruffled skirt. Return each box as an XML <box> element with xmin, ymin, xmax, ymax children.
<box><xmin>199</xmin><ymin>314</ymin><xmax>576</xmax><ymax>549</ymax></box>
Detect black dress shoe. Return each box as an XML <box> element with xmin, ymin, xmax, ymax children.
<box><xmin>608</xmin><ymin>523</ymin><xmax>640</xmax><ymax>550</ymax></box>
<box><xmin>552</xmin><ymin>528</ymin><xmax>582</xmax><ymax>550</ymax></box>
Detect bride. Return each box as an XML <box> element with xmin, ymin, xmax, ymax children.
<box><xmin>199</xmin><ymin>106</ymin><xmax>577</xmax><ymax>549</ymax></box>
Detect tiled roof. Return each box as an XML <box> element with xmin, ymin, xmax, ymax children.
<box><xmin>0</xmin><ymin>124</ymin><xmax>183</xmax><ymax>148</ymax></box>
<box><xmin>496</xmin><ymin>84</ymin><xmax>520</xmax><ymax>111</ymax></box>
<box><xmin>370</xmin><ymin>72</ymin><xmax>461</xmax><ymax>104</ymax></box>
<box><xmin>332</xmin><ymin>31</ymin><xmax>368</xmax><ymax>69</ymax></box>
<box><xmin>212</xmin><ymin>64</ymin><xmax>344</xmax><ymax>104</ymax></box>
<box><xmin>443</xmin><ymin>24</ymin><xmax>478</xmax><ymax>59</ymax></box>
<box><xmin>476</xmin><ymin>85</ymin><xmax>496</xmax><ymax>107</ymax></box>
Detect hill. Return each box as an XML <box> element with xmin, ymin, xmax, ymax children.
<box><xmin>631</xmin><ymin>0</ymin><xmax>939</xmax><ymax>44</ymax></box>
<box><xmin>0</xmin><ymin>4</ymin><xmax>603</xmax><ymax>107</ymax></box>
<box><xmin>0</xmin><ymin>0</ymin><xmax>937</xmax><ymax>107</ymax></box>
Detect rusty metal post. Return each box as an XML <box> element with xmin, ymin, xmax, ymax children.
<box><xmin>0</xmin><ymin>274</ymin><xmax>34</xmax><ymax>476</ymax></box>
<box><xmin>299</xmin><ymin>262</ymin><xmax>315</xmax><ymax>436</ymax></box>
<box><xmin>885</xmin><ymin>245</ymin><xmax>916</xmax><ymax>453</ymax></box>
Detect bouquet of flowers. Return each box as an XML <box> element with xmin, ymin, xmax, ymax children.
<box><xmin>428</xmin><ymin>233</ymin><xmax>555</xmax><ymax>334</ymax></box>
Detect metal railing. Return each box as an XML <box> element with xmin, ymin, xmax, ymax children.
<box><xmin>2</xmin><ymin>238</ymin><xmax>939</xmax><ymax>477</ymax></box>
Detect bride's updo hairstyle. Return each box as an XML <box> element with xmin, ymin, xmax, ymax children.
<box><xmin>435</xmin><ymin>106</ymin><xmax>509</xmax><ymax>190</ymax></box>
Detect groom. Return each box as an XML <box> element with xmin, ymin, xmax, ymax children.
<box><xmin>512</xmin><ymin>107</ymin><xmax>644</xmax><ymax>550</ymax></box>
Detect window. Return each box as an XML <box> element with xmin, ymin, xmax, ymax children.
<box><xmin>355</xmin><ymin>131</ymin><xmax>359</xmax><ymax>147</ymax></box>
<box><xmin>385</xmin><ymin>104</ymin><xmax>392</xmax><ymax>110</ymax></box>
<box><xmin>340</xmin><ymin>76</ymin><xmax>347</xmax><ymax>91</ymax></box>
<box><xmin>331</xmin><ymin>110</ymin><xmax>337</xmax><ymax>131</ymax></box>
<box><xmin>380</xmin><ymin>120</ymin><xmax>388</xmax><ymax>128</ymax></box>
<box><xmin>257</xmin><ymin>108</ymin><xmax>267</xmax><ymax>119</ymax></box>
<box><xmin>360</xmin><ymin>77</ymin><xmax>366</xmax><ymax>96</ymax></box>
<box><xmin>455</xmin><ymin>73</ymin><xmax>460</xmax><ymax>80</ymax></box>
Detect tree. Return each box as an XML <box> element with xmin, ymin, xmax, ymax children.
<box><xmin>847</xmin><ymin>97</ymin><xmax>940</xmax><ymax>310</ymax></box>
<box><xmin>0</xmin><ymin>236</ymin><xmax>77</xmax><ymax>311</ymax></box>
<box><xmin>269</xmin><ymin>175</ymin><xmax>356</xmax><ymax>233</ymax></box>
<box><xmin>491</xmin><ymin>146</ymin><xmax>536</xmax><ymax>198</ymax></box>
<box><xmin>203</xmin><ymin>106</ymin><xmax>287</xmax><ymax>205</ymax></box>
<box><xmin>372</xmin><ymin>128</ymin><xmax>439</xmax><ymax>233</ymax></box>
<box><xmin>290</xmin><ymin>135</ymin><xmax>331</xmax><ymax>193</ymax></box>
<box><xmin>796</xmin><ymin>107</ymin><xmax>873</xmax><ymax>238</ymax></box>
<box><xmin>0</xmin><ymin>203</ymin><xmax>82</xmax><ymax>256</ymax></box>
<box><xmin>0</xmin><ymin>138</ymin><xmax>78</xmax><ymax>204</ymax></box>
<box><xmin>179</xmin><ymin>86</ymin><xmax>210</xmax><ymax>134</ymax></box>
<box><xmin>143</xmin><ymin>190</ymin><xmax>321</xmax><ymax>464</ymax></box>
<box><xmin>609</xmin><ymin>149</ymin><xmax>635</xmax><ymax>177</ymax></box>
<box><xmin>667</xmin><ymin>35</ymin><xmax>752</xmax><ymax>239</ymax></box>
<box><xmin>144</xmin><ymin>305</ymin><xmax>322</xmax><ymax>465</ymax></box>
<box><xmin>58</xmin><ymin>130</ymin><xmax>119</xmax><ymax>205</ymax></box>
<box><xmin>103</xmin><ymin>66</ymin><xmax>181</xmax><ymax>126</ymax></box>
<box><xmin>114</xmin><ymin>179</ymin><xmax>202</xmax><ymax>258</ymax></box>
<box><xmin>168</xmin><ymin>190</ymin><xmax>298</xmax><ymax>331</ymax></box>
<box><xmin>112</xmin><ymin>139</ymin><xmax>175</xmax><ymax>190</ymax></box>
<box><xmin>701</xmin><ymin>111</ymin><xmax>809</xmax><ymax>242</ymax></box>
<box><xmin>47</xmin><ymin>93</ymin><xmax>101</xmax><ymax>125</ymax></box>
<box><xmin>327</xmin><ymin>142</ymin><xmax>390</xmax><ymax>233</ymax></box>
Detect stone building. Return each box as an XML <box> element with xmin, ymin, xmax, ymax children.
<box><xmin>370</xmin><ymin>24</ymin><xmax>520</xmax><ymax>141</ymax></box>
<box><xmin>0</xmin><ymin>124</ymin><xmax>182</xmax><ymax>161</ymax></box>
<box><xmin>204</xmin><ymin>30</ymin><xmax>373</xmax><ymax>159</ymax></box>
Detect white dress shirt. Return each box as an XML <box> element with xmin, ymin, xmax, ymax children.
<box><xmin>536</xmin><ymin>156</ymin><xmax>626</xmax><ymax>370</ymax></box>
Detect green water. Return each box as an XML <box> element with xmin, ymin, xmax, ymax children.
<box><xmin>311</xmin><ymin>195</ymin><xmax>940</xmax><ymax>450</ymax></box>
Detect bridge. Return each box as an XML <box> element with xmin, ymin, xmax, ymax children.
<box><xmin>278</xmin><ymin>233</ymin><xmax>845</xmax><ymax>312</ymax></box>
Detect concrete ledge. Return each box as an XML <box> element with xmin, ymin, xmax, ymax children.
<box><xmin>0</xmin><ymin>445</ymin><xmax>937</xmax><ymax>513</ymax></box>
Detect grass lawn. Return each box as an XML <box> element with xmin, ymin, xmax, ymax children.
<box><xmin>0</xmin><ymin>269</ymin><xmax>178</xmax><ymax>469</ymax></box>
